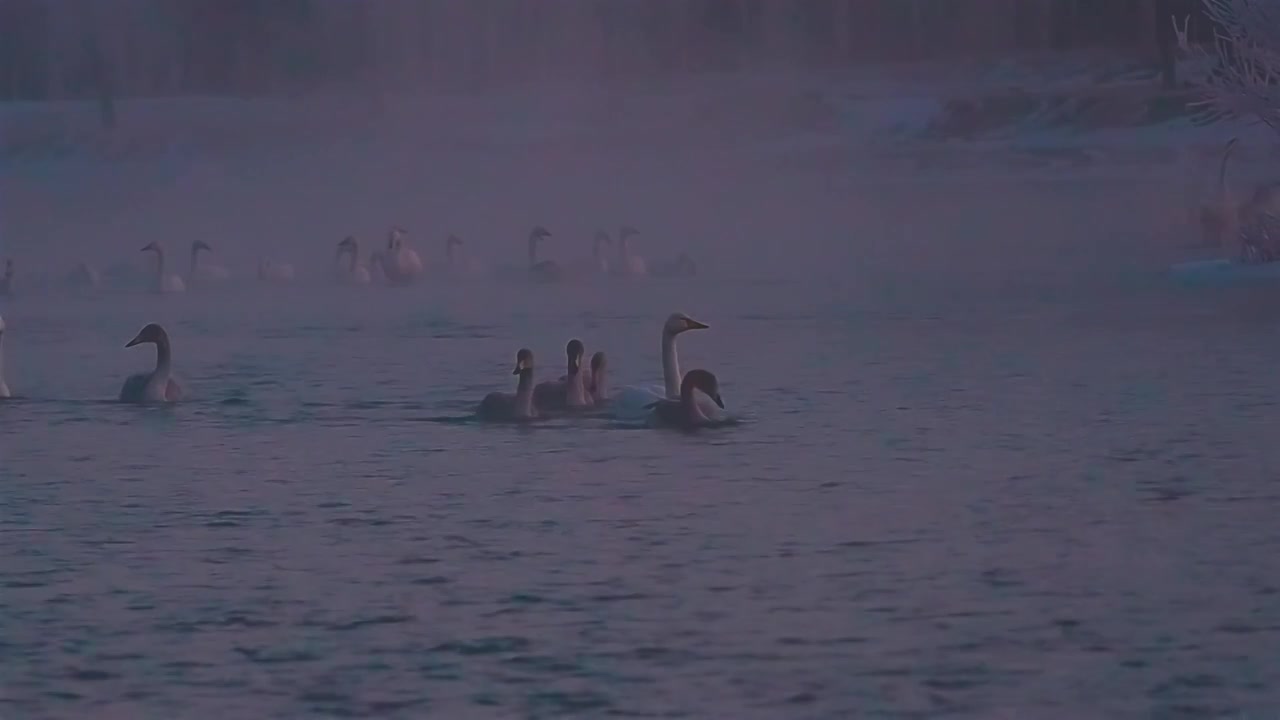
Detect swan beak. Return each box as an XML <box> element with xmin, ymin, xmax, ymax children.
<box><xmin>712</xmin><ymin>393</ymin><xmax>725</xmax><ymax>409</ymax></box>
<box><xmin>125</xmin><ymin>335</ymin><xmax>142</xmax><ymax>348</ymax></box>
<box><xmin>686</xmin><ymin>318</ymin><xmax>709</xmax><ymax>330</ymax></box>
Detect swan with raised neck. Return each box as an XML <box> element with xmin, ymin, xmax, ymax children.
<box><xmin>646</xmin><ymin>369</ymin><xmax>724</xmax><ymax>427</ymax></box>
<box><xmin>119</xmin><ymin>322</ymin><xmax>183</xmax><ymax>403</ymax></box>
<box><xmin>141</xmin><ymin>242</ymin><xmax>186</xmax><ymax>293</ymax></box>
<box><xmin>478</xmin><ymin>348</ymin><xmax>538</xmax><ymax>421</ymax></box>
<box><xmin>534</xmin><ymin>339</ymin><xmax>590</xmax><ymax>412</ymax></box>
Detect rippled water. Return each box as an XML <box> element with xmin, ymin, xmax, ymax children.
<box><xmin>5</xmin><ymin>168</ymin><xmax>1280</xmax><ymax>717</ymax></box>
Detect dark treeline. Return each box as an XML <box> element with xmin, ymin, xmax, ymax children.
<box><xmin>0</xmin><ymin>0</ymin><xmax>1213</xmax><ymax>101</ymax></box>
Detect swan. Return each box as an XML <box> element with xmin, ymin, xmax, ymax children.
<box><xmin>614</xmin><ymin>226</ymin><xmax>647</xmax><ymax>277</ymax></box>
<box><xmin>141</xmin><ymin>242</ymin><xmax>186</xmax><ymax>293</ymax></box>
<box><xmin>586</xmin><ymin>231</ymin><xmax>612</xmax><ymax>275</ymax></box>
<box><xmin>587</xmin><ymin>351</ymin><xmax>608</xmax><ymax>406</ymax></box>
<box><xmin>189</xmin><ymin>240</ymin><xmax>230</xmax><ymax>284</ymax></box>
<box><xmin>336</xmin><ymin>236</ymin><xmax>372</xmax><ymax>285</ymax></box>
<box><xmin>645</xmin><ymin>369</ymin><xmax>725</xmax><ymax>429</ymax></box>
<box><xmin>612</xmin><ymin>312</ymin><xmax>714</xmax><ymax>417</ymax></box>
<box><xmin>527</xmin><ymin>226</ymin><xmax>564</xmax><ymax>282</ymax></box>
<box><xmin>477</xmin><ymin>348</ymin><xmax>538</xmax><ymax>421</ymax></box>
<box><xmin>0</xmin><ymin>258</ymin><xmax>13</xmax><ymax>296</ymax></box>
<box><xmin>119</xmin><ymin>322</ymin><xmax>183</xmax><ymax>403</ymax></box>
<box><xmin>257</xmin><ymin>257</ymin><xmax>295</xmax><ymax>283</ymax></box>
<box><xmin>0</xmin><ymin>313</ymin><xmax>11</xmax><ymax>398</ymax></box>
<box><xmin>534</xmin><ymin>339</ymin><xmax>591</xmax><ymax>412</ymax></box>
<box><xmin>444</xmin><ymin>234</ymin><xmax>486</xmax><ymax>277</ymax></box>
<box><xmin>651</xmin><ymin>253</ymin><xmax>698</xmax><ymax>277</ymax></box>
<box><xmin>67</xmin><ymin>261</ymin><xmax>102</xmax><ymax>290</ymax></box>
<box><xmin>379</xmin><ymin>226</ymin><xmax>425</xmax><ymax>285</ymax></box>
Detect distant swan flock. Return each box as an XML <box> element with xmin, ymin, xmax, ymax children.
<box><xmin>0</xmin><ymin>226</ymin><xmax>726</xmax><ymax>429</ymax></box>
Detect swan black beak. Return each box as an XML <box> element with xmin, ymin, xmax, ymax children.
<box><xmin>712</xmin><ymin>393</ymin><xmax>724</xmax><ymax>409</ymax></box>
<box><xmin>125</xmin><ymin>336</ymin><xmax>142</xmax><ymax>348</ymax></box>
<box><xmin>687</xmin><ymin>319</ymin><xmax>709</xmax><ymax>330</ymax></box>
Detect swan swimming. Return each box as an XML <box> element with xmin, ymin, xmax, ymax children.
<box><xmin>615</xmin><ymin>226</ymin><xmax>647</xmax><ymax>277</ymax></box>
<box><xmin>613</xmin><ymin>312</ymin><xmax>715</xmax><ymax>417</ymax></box>
<box><xmin>336</xmin><ymin>236</ymin><xmax>372</xmax><ymax>284</ymax></box>
<box><xmin>587</xmin><ymin>351</ymin><xmax>608</xmax><ymax>406</ymax></box>
<box><xmin>477</xmin><ymin>348</ymin><xmax>538</xmax><ymax>421</ymax></box>
<box><xmin>119</xmin><ymin>322</ymin><xmax>183</xmax><ymax>403</ymax></box>
<box><xmin>141</xmin><ymin>242</ymin><xmax>187</xmax><ymax>293</ymax></box>
<box><xmin>527</xmin><ymin>226</ymin><xmax>564</xmax><ymax>282</ymax></box>
<box><xmin>0</xmin><ymin>313</ymin><xmax>11</xmax><ymax>398</ymax></box>
<box><xmin>645</xmin><ymin>369</ymin><xmax>725</xmax><ymax>429</ymax></box>
<box><xmin>380</xmin><ymin>226</ymin><xmax>425</xmax><ymax>285</ymax></box>
<box><xmin>189</xmin><ymin>240</ymin><xmax>230</xmax><ymax>284</ymax></box>
<box><xmin>533</xmin><ymin>339</ymin><xmax>591</xmax><ymax>412</ymax></box>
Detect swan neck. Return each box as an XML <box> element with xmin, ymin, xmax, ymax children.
<box><xmin>515</xmin><ymin>368</ymin><xmax>535</xmax><ymax>415</ymax></box>
<box><xmin>661</xmin><ymin>332</ymin><xmax>680</xmax><ymax>398</ymax></box>
<box><xmin>527</xmin><ymin>237</ymin><xmax>537</xmax><ymax>266</ymax></box>
<box><xmin>154</xmin><ymin>335</ymin><xmax>172</xmax><ymax>377</ymax></box>
<box><xmin>567</xmin><ymin>363</ymin><xmax>587</xmax><ymax>405</ymax></box>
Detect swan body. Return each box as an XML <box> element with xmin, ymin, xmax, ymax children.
<box><xmin>614</xmin><ymin>226</ymin><xmax>647</xmax><ymax>277</ymax></box>
<box><xmin>141</xmin><ymin>242</ymin><xmax>186</xmax><ymax>293</ymax></box>
<box><xmin>0</xmin><ymin>259</ymin><xmax>13</xmax><ymax>297</ymax></box>
<box><xmin>0</xmin><ymin>314</ymin><xmax>11</xmax><ymax>398</ymax></box>
<box><xmin>527</xmin><ymin>226</ymin><xmax>564</xmax><ymax>282</ymax></box>
<box><xmin>336</xmin><ymin>236</ymin><xmax>372</xmax><ymax>285</ymax></box>
<box><xmin>478</xmin><ymin>348</ymin><xmax>538</xmax><ymax>421</ymax></box>
<box><xmin>380</xmin><ymin>227</ymin><xmax>425</xmax><ymax>285</ymax></box>
<box><xmin>613</xmin><ymin>312</ymin><xmax>716</xmax><ymax>417</ymax></box>
<box><xmin>258</xmin><ymin>258</ymin><xmax>295</xmax><ymax>283</ymax></box>
<box><xmin>119</xmin><ymin>322</ymin><xmax>183</xmax><ymax>403</ymax></box>
<box><xmin>534</xmin><ymin>339</ymin><xmax>591</xmax><ymax>412</ymax></box>
<box><xmin>189</xmin><ymin>240</ymin><xmax>229</xmax><ymax>283</ymax></box>
<box><xmin>646</xmin><ymin>369</ymin><xmax>725</xmax><ymax>428</ymax></box>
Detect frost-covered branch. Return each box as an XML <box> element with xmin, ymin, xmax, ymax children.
<box><xmin>1192</xmin><ymin>0</ymin><xmax>1280</xmax><ymax>130</ymax></box>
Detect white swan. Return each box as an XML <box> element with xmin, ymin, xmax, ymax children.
<box><xmin>477</xmin><ymin>348</ymin><xmax>538</xmax><ymax>421</ymax></box>
<box><xmin>613</xmin><ymin>312</ymin><xmax>714</xmax><ymax>417</ymax></box>
<box><xmin>380</xmin><ymin>226</ymin><xmax>425</xmax><ymax>285</ymax></box>
<box><xmin>587</xmin><ymin>351</ymin><xmax>608</xmax><ymax>406</ymax></box>
<box><xmin>527</xmin><ymin>225</ymin><xmax>564</xmax><ymax>282</ymax></box>
<box><xmin>119</xmin><ymin>322</ymin><xmax>183</xmax><ymax>403</ymax></box>
<box><xmin>189</xmin><ymin>240</ymin><xmax>230</xmax><ymax>284</ymax></box>
<box><xmin>614</xmin><ymin>226</ymin><xmax>647</xmax><ymax>277</ymax></box>
<box><xmin>534</xmin><ymin>339</ymin><xmax>591</xmax><ymax>412</ymax></box>
<box><xmin>336</xmin><ymin>236</ymin><xmax>372</xmax><ymax>285</ymax></box>
<box><xmin>141</xmin><ymin>242</ymin><xmax>186</xmax><ymax>293</ymax></box>
<box><xmin>257</xmin><ymin>257</ymin><xmax>295</xmax><ymax>283</ymax></box>
<box><xmin>0</xmin><ymin>258</ymin><xmax>13</xmax><ymax>297</ymax></box>
<box><xmin>646</xmin><ymin>369</ymin><xmax>725</xmax><ymax>429</ymax></box>
<box><xmin>0</xmin><ymin>313</ymin><xmax>11</xmax><ymax>398</ymax></box>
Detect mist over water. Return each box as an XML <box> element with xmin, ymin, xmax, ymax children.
<box><xmin>4</xmin><ymin>3</ymin><xmax>1280</xmax><ymax>718</ymax></box>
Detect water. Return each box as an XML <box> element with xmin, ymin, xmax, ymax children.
<box><xmin>3</xmin><ymin>244</ymin><xmax>1280</xmax><ymax>718</ymax></box>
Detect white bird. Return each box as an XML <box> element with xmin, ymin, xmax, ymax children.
<box><xmin>645</xmin><ymin>369</ymin><xmax>725</xmax><ymax>428</ymax></box>
<box><xmin>189</xmin><ymin>240</ymin><xmax>230</xmax><ymax>284</ymax></box>
<box><xmin>613</xmin><ymin>312</ymin><xmax>718</xmax><ymax>417</ymax></box>
<box><xmin>527</xmin><ymin>225</ymin><xmax>564</xmax><ymax>282</ymax></box>
<box><xmin>119</xmin><ymin>322</ymin><xmax>183</xmax><ymax>403</ymax></box>
<box><xmin>257</xmin><ymin>257</ymin><xmax>295</xmax><ymax>283</ymax></box>
<box><xmin>614</xmin><ymin>225</ymin><xmax>647</xmax><ymax>277</ymax></box>
<box><xmin>477</xmin><ymin>348</ymin><xmax>538</xmax><ymax>421</ymax></box>
<box><xmin>380</xmin><ymin>226</ymin><xmax>425</xmax><ymax>285</ymax></box>
<box><xmin>534</xmin><ymin>339</ymin><xmax>592</xmax><ymax>413</ymax></box>
<box><xmin>336</xmin><ymin>236</ymin><xmax>372</xmax><ymax>285</ymax></box>
<box><xmin>141</xmin><ymin>242</ymin><xmax>186</xmax><ymax>294</ymax></box>
<box><xmin>0</xmin><ymin>313</ymin><xmax>11</xmax><ymax>398</ymax></box>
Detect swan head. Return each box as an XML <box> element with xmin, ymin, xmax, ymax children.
<box><xmin>2</xmin><ymin>258</ymin><xmax>12</xmax><ymax>276</ymax></box>
<box><xmin>663</xmin><ymin>312</ymin><xmax>709</xmax><ymax>337</ymax></box>
<box><xmin>565</xmin><ymin>338</ymin><xmax>585</xmax><ymax>374</ymax></box>
<box><xmin>619</xmin><ymin>226</ymin><xmax>639</xmax><ymax>240</ymax></box>
<box><xmin>192</xmin><ymin>240</ymin><xmax>212</xmax><ymax>254</ymax></box>
<box><xmin>513</xmin><ymin>348</ymin><xmax>534</xmax><ymax>375</ymax></box>
<box><xmin>337</xmin><ymin>236</ymin><xmax>356</xmax><ymax>256</ymax></box>
<box><xmin>140</xmin><ymin>242</ymin><xmax>161</xmax><ymax>254</ymax></box>
<box><xmin>529</xmin><ymin>226</ymin><xmax>552</xmax><ymax>242</ymax></box>
<box><xmin>590</xmin><ymin>351</ymin><xmax>606</xmax><ymax>374</ymax></box>
<box><xmin>125</xmin><ymin>322</ymin><xmax>168</xmax><ymax>348</ymax></box>
<box><xmin>681</xmin><ymin>369</ymin><xmax>724</xmax><ymax>409</ymax></box>
<box><xmin>388</xmin><ymin>226</ymin><xmax>407</xmax><ymax>249</ymax></box>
